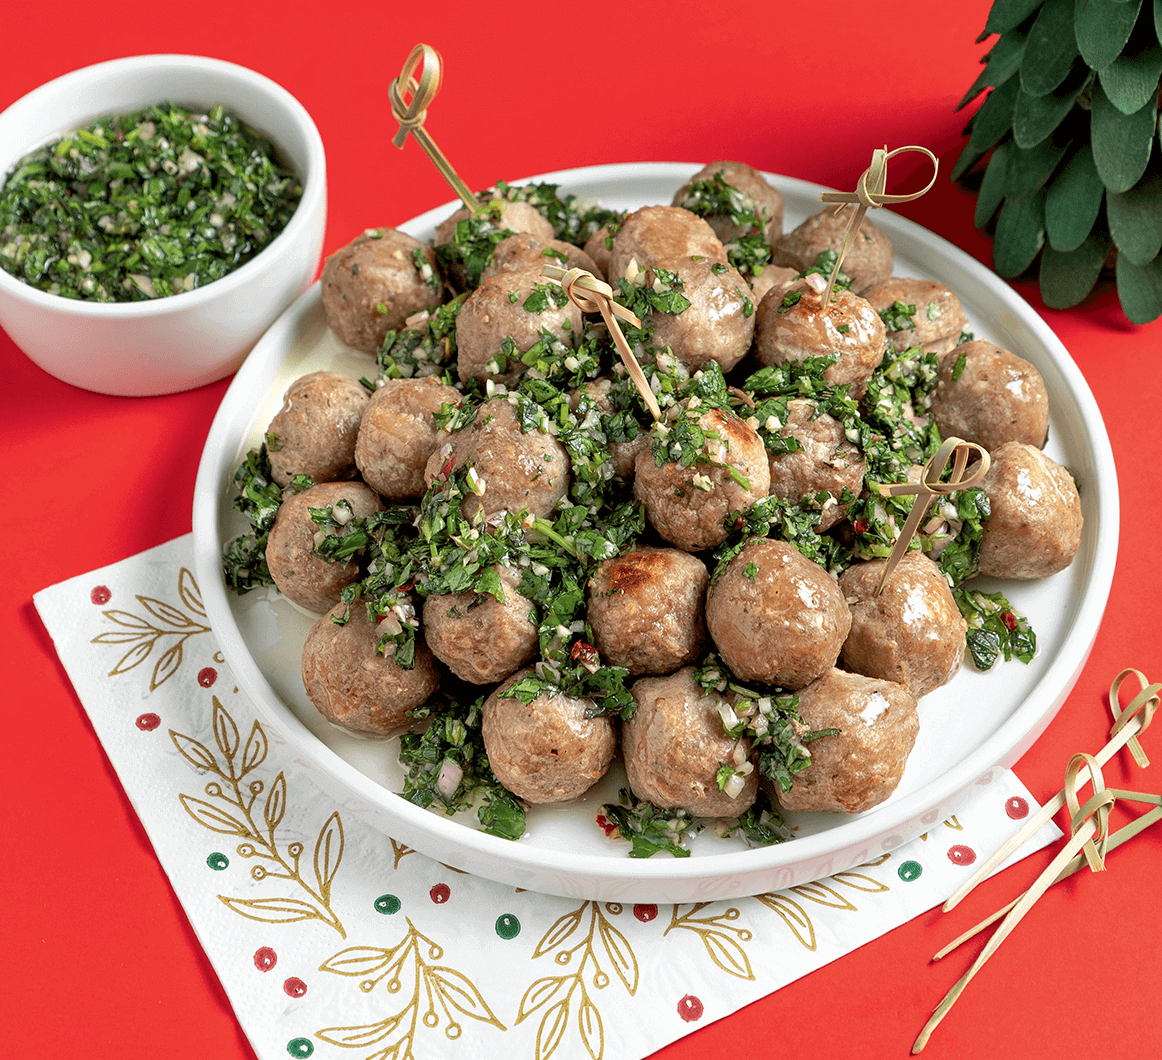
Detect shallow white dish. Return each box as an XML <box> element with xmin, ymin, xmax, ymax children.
<box><xmin>192</xmin><ymin>162</ymin><xmax>1118</xmax><ymax>902</ymax></box>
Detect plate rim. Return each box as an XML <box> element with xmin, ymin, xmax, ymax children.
<box><xmin>192</xmin><ymin>161</ymin><xmax>1119</xmax><ymax>900</ymax></box>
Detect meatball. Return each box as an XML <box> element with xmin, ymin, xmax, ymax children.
<box><xmin>455</xmin><ymin>264</ymin><xmax>583</xmax><ymax>386</ymax></box>
<box><xmin>929</xmin><ymin>340</ymin><xmax>1050</xmax><ymax>453</ymax></box>
<box><xmin>769</xmin><ymin>207</ymin><xmax>893</xmax><ymax>295</ymax></box>
<box><xmin>355</xmin><ymin>376</ymin><xmax>462</xmax><ymax>500</ymax></box>
<box><xmin>633</xmin><ymin>405</ymin><xmax>770</xmax><ymax>552</ymax></box>
<box><xmin>422</xmin><ymin>565</ymin><xmax>539</xmax><ymax>684</ymax></box>
<box><xmin>838</xmin><ymin>551</ymin><xmax>967</xmax><ymax>700</ymax></box>
<box><xmin>706</xmin><ymin>538</ymin><xmax>851</xmax><ymax>690</ymax></box>
<box><xmin>754</xmin><ymin>280</ymin><xmax>887</xmax><ymax>399</ymax></box>
<box><xmin>480</xmin><ymin>232</ymin><xmax>603</xmax><ymax>284</ymax></box>
<box><xmin>672</xmin><ymin>160</ymin><xmax>785</xmax><ymax>243</ymax></box>
<box><xmin>776</xmin><ymin>668</ymin><xmax>919</xmax><ymax>815</ymax></box>
<box><xmin>321</xmin><ymin>228</ymin><xmax>443</xmax><ymax>354</ymax></box>
<box><xmin>265</xmin><ymin>481</ymin><xmax>385</xmax><ymax>614</ymax></box>
<box><xmin>481</xmin><ymin>667</ymin><xmax>616</xmax><ymax>804</ymax></box>
<box><xmin>976</xmin><ymin>442</ymin><xmax>1083</xmax><ymax>579</ymax></box>
<box><xmin>423</xmin><ymin>396</ymin><xmax>570</xmax><ymax>521</ymax></box>
<box><xmin>434</xmin><ymin>200</ymin><xmax>555</xmax><ymax>290</ymax></box>
<box><xmin>765</xmin><ymin>398</ymin><xmax>865</xmax><ymax>531</ymax></box>
<box><xmin>265</xmin><ymin>371</ymin><xmax>369</xmax><ymax>487</ymax></box>
<box><xmin>645</xmin><ymin>255</ymin><xmax>756</xmax><ymax>373</ymax></box>
<box><xmin>864</xmin><ymin>277</ymin><xmax>967</xmax><ymax>355</ymax></box>
<box><xmin>747</xmin><ymin>264</ymin><xmax>799</xmax><ymax>308</ymax></box>
<box><xmin>582</xmin><ymin>225</ymin><xmax>617</xmax><ymax>281</ymax></box>
<box><xmin>301</xmin><ymin>598</ymin><xmax>439</xmax><ymax>738</ymax></box>
<box><xmin>587</xmin><ymin>547</ymin><xmax>710</xmax><ymax>675</ymax></box>
<box><xmin>607</xmin><ymin>205</ymin><xmax>725</xmax><ymax>283</ymax></box>
<box><xmin>573</xmin><ymin>377</ymin><xmax>649</xmax><ymax>478</ymax></box>
<box><xmin>623</xmin><ymin>667</ymin><xmax>758</xmax><ymax>817</ymax></box>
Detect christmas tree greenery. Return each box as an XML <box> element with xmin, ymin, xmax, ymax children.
<box><xmin>954</xmin><ymin>0</ymin><xmax>1162</xmax><ymax>323</ymax></box>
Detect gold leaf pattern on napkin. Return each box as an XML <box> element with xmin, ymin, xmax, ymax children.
<box><xmin>91</xmin><ymin>567</ymin><xmax>209</xmax><ymax>688</ymax></box>
<box><xmin>171</xmin><ymin>696</ymin><xmax>347</xmax><ymax>937</ymax></box>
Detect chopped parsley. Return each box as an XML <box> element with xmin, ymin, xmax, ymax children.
<box><xmin>0</xmin><ymin>102</ymin><xmax>302</xmax><ymax>301</ymax></box>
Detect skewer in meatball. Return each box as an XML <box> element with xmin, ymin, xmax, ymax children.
<box><xmin>769</xmin><ymin>207</ymin><xmax>893</xmax><ymax>295</ymax></box>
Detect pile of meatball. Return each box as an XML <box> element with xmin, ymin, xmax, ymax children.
<box><xmin>250</xmin><ymin>160</ymin><xmax>1083</xmax><ymax>839</ymax></box>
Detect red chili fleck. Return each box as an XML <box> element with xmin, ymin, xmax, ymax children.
<box><xmin>852</xmin><ymin>519</ymin><xmax>869</xmax><ymax>535</ymax></box>
<box><xmin>135</xmin><ymin>713</ymin><xmax>161</xmax><ymax>731</ymax></box>
<box><xmin>596</xmin><ymin>814</ymin><xmax>618</xmax><ymax>837</ymax></box>
<box><xmin>633</xmin><ymin>904</ymin><xmax>658</xmax><ymax>923</ymax></box>
<box><xmin>570</xmin><ymin>641</ymin><xmax>599</xmax><ymax>665</ymax></box>
<box><xmin>947</xmin><ymin>844</ymin><xmax>977</xmax><ymax>867</ymax></box>
<box><xmin>90</xmin><ymin>585</ymin><xmax>112</xmax><ymax>605</ymax></box>
<box><xmin>1006</xmin><ymin>796</ymin><xmax>1030</xmax><ymax>820</ymax></box>
<box><xmin>439</xmin><ymin>454</ymin><xmax>455</xmax><ymax>480</ymax></box>
<box><xmin>283</xmin><ymin>977</ymin><xmax>307</xmax><ymax>998</ymax></box>
<box><xmin>429</xmin><ymin>883</ymin><xmax>451</xmax><ymax>904</ymax></box>
<box><xmin>1000</xmin><ymin>611</ymin><xmax>1017</xmax><ymax>632</ymax></box>
<box><xmin>396</xmin><ymin>578</ymin><xmax>416</xmax><ymax>593</ymax></box>
<box><xmin>253</xmin><ymin>947</ymin><xmax>277</xmax><ymax>972</ymax></box>
<box><xmin>197</xmin><ymin>667</ymin><xmax>218</xmax><ymax>687</ymax></box>
<box><xmin>677</xmin><ymin>995</ymin><xmax>704</xmax><ymax>1022</ymax></box>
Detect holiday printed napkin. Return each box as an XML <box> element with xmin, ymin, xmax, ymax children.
<box><xmin>35</xmin><ymin>535</ymin><xmax>1060</xmax><ymax>1060</ymax></box>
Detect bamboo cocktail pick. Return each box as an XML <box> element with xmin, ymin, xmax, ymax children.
<box><xmin>542</xmin><ymin>265</ymin><xmax>662</xmax><ymax>421</ymax></box>
<box><xmin>389</xmin><ymin>44</ymin><xmax>483</xmax><ymax>214</ymax></box>
<box><xmin>942</xmin><ymin>668</ymin><xmax>1158</xmax><ymax>911</ymax></box>
<box><xmin>817</xmin><ymin>146</ymin><xmax>939</xmax><ymax>307</ymax></box>
<box><xmin>872</xmin><ymin>437</ymin><xmax>990</xmax><ymax>596</ymax></box>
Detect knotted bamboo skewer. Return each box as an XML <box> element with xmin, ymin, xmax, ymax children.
<box><xmin>389</xmin><ymin>43</ymin><xmax>482</xmax><ymax>213</ymax></box>
<box><xmin>542</xmin><ymin>264</ymin><xmax>662</xmax><ymax>421</ymax></box>
<box><xmin>817</xmin><ymin>145</ymin><xmax>939</xmax><ymax>307</ymax></box>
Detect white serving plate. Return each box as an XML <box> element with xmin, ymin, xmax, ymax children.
<box><xmin>192</xmin><ymin>162</ymin><xmax>1118</xmax><ymax>902</ymax></box>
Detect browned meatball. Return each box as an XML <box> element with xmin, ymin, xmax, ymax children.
<box><xmin>572</xmin><ymin>377</ymin><xmax>649</xmax><ymax>478</ymax></box>
<box><xmin>422</xmin><ymin>565</ymin><xmax>539</xmax><ymax>684</ymax></box>
<box><xmin>265</xmin><ymin>482</ymin><xmax>385</xmax><ymax>614</ymax></box>
<box><xmin>646</xmin><ymin>255</ymin><xmax>756</xmax><ymax>373</ymax></box>
<box><xmin>480</xmin><ymin>232</ymin><xmax>603</xmax><ymax>284</ymax></box>
<box><xmin>634</xmin><ymin>405</ymin><xmax>770</xmax><ymax>552</ymax></box>
<box><xmin>706</xmin><ymin>538</ymin><xmax>851</xmax><ymax>690</ymax></box>
<box><xmin>929</xmin><ymin>340</ymin><xmax>1050</xmax><ymax>453</ymax></box>
<box><xmin>769</xmin><ymin>207</ymin><xmax>893</xmax><ymax>295</ymax></box>
<box><xmin>355</xmin><ymin>376</ymin><xmax>462</xmax><ymax>500</ymax></box>
<box><xmin>864</xmin><ymin>277</ymin><xmax>968</xmax><ymax>355</ymax></box>
<box><xmin>587</xmin><ymin>547</ymin><xmax>709</xmax><ymax>675</ymax></box>
<box><xmin>301</xmin><ymin>598</ymin><xmax>438</xmax><ymax>738</ymax></box>
<box><xmin>776</xmin><ymin>668</ymin><xmax>918</xmax><ymax>815</ymax></box>
<box><xmin>455</xmin><ymin>264</ymin><xmax>583</xmax><ymax>386</ymax></box>
<box><xmin>672</xmin><ymin>160</ymin><xmax>785</xmax><ymax>243</ymax></box>
<box><xmin>582</xmin><ymin>225</ymin><xmax>616</xmax><ymax>281</ymax></box>
<box><xmin>623</xmin><ymin>667</ymin><xmax>758</xmax><ymax>817</ymax></box>
<box><xmin>607</xmin><ymin>205</ymin><xmax>725</xmax><ymax>284</ymax></box>
<box><xmin>754</xmin><ymin>280</ymin><xmax>887</xmax><ymax>399</ymax></box>
<box><xmin>434</xmin><ymin>199</ymin><xmax>554</xmax><ymax>249</ymax></box>
<box><xmin>765</xmin><ymin>398</ymin><xmax>866</xmax><ymax>531</ymax></box>
<box><xmin>481</xmin><ymin>667</ymin><xmax>616</xmax><ymax>804</ymax></box>
<box><xmin>977</xmin><ymin>442</ymin><xmax>1083</xmax><ymax>579</ymax></box>
<box><xmin>265</xmin><ymin>371</ymin><xmax>369</xmax><ymax>487</ymax></box>
<box><xmin>423</xmin><ymin>396</ymin><xmax>570</xmax><ymax>521</ymax></box>
<box><xmin>838</xmin><ymin>551</ymin><xmax>967</xmax><ymax>700</ymax></box>
<box><xmin>321</xmin><ymin>228</ymin><xmax>443</xmax><ymax>354</ymax></box>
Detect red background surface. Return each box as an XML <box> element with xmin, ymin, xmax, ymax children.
<box><xmin>3</xmin><ymin>3</ymin><xmax>1159</xmax><ymax>1058</ymax></box>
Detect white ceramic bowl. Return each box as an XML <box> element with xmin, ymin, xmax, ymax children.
<box><xmin>193</xmin><ymin>164</ymin><xmax>1119</xmax><ymax>904</ymax></box>
<box><xmin>0</xmin><ymin>54</ymin><xmax>326</xmax><ymax>396</ymax></box>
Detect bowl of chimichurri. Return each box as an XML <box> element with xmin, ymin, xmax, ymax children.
<box><xmin>0</xmin><ymin>54</ymin><xmax>326</xmax><ymax>396</ymax></box>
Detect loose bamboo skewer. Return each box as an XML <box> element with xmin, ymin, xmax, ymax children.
<box><xmin>942</xmin><ymin>668</ymin><xmax>1158</xmax><ymax>912</ymax></box>
<box><xmin>389</xmin><ymin>43</ymin><xmax>483</xmax><ymax>213</ymax></box>
<box><xmin>542</xmin><ymin>264</ymin><xmax>662</xmax><ymax>421</ymax></box>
